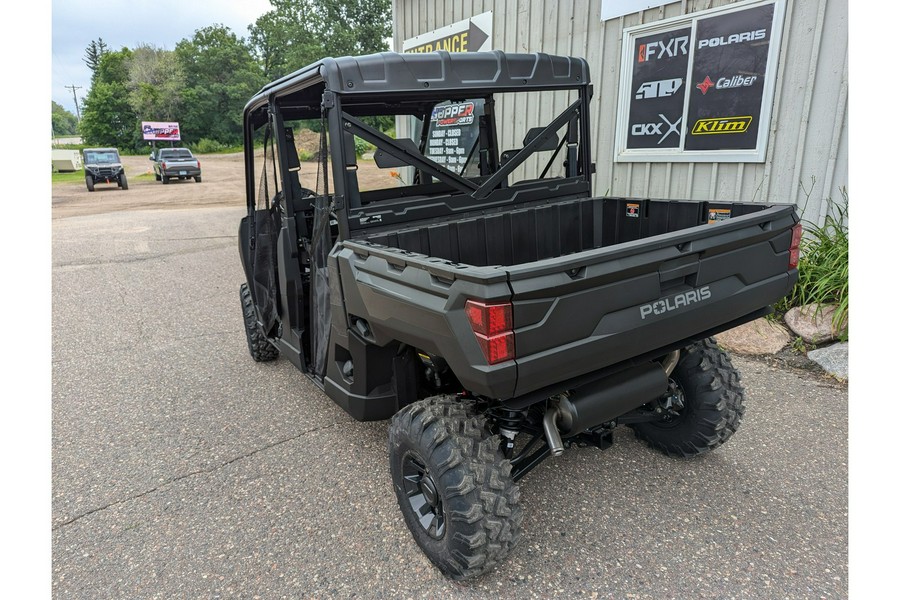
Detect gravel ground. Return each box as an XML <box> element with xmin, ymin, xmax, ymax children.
<box><xmin>52</xmin><ymin>203</ymin><xmax>848</xmax><ymax>599</ymax></box>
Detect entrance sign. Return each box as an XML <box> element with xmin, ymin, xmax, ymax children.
<box><xmin>401</xmin><ymin>12</ymin><xmax>492</xmax><ymax>53</ymax></box>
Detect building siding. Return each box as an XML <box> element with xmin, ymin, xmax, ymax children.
<box><xmin>392</xmin><ymin>0</ymin><xmax>848</xmax><ymax>225</ymax></box>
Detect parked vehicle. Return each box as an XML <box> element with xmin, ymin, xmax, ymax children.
<box><xmin>83</xmin><ymin>148</ymin><xmax>127</xmax><ymax>192</ymax></box>
<box><xmin>237</xmin><ymin>51</ymin><xmax>800</xmax><ymax>580</ymax></box>
<box><xmin>150</xmin><ymin>147</ymin><xmax>201</xmax><ymax>183</ymax></box>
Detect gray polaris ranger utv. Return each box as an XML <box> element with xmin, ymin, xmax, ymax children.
<box><xmin>237</xmin><ymin>51</ymin><xmax>800</xmax><ymax>580</ymax></box>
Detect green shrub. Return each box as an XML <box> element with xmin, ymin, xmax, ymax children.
<box><xmin>354</xmin><ymin>136</ymin><xmax>373</xmax><ymax>157</ymax></box>
<box><xmin>775</xmin><ymin>191</ymin><xmax>848</xmax><ymax>339</ymax></box>
<box><xmin>191</xmin><ymin>138</ymin><xmax>227</xmax><ymax>154</ymax></box>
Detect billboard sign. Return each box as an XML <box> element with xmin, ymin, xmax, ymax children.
<box><xmin>142</xmin><ymin>121</ymin><xmax>181</xmax><ymax>141</ymax></box>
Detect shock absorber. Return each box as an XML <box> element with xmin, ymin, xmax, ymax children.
<box><xmin>489</xmin><ymin>408</ymin><xmax>527</xmax><ymax>456</ymax></box>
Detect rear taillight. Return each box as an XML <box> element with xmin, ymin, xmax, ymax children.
<box><xmin>162</xmin><ymin>161</ymin><xmax>167</xmax><ymax>169</ymax></box>
<box><xmin>197</xmin><ymin>160</ymin><xmax>201</xmax><ymax>168</ymax></box>
<box><xmin>465</xmin><ymin>300</ymin><xmax>515</xmax><ymax>364</ymax></box>
<box><xmin>789</xmin><ymin>223</ymin><xmax>802</xmax><ymax>269</ymax></box>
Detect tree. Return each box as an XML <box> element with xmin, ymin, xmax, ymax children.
<box><xmin>175</xmin><ymin>25</ymin><xmax>265</xmax><ymax>145</ymax></box>
<box><xmin>248</xmin><ymin>0</ymin><xmax>391</xmax><ymax>81</ymax></box>
<box><xmin>83</xmin><ymin>38</ymin><xmax>109</xmax><ymax>76</ymax></box>
<box><xmin>51</xmin><ymin>101</ymin><xmax>79</xmax><ymax>136</ymax></box>
<box><xmin>128</xmin><ymin>44</ymin><xmax>184</xmax><ymax>122</ymax></box>
<box><xmin>79</xmin><ymin>49</ymin><xmax>140</xmax><ymax>149</ymax></box>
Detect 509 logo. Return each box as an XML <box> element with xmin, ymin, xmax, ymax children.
<box><xmin>635</xmin><ymin>78</ymin><xmax>683</xmax><ymax>100</ymax></box>
<box><xmin>631</xmin><ymin>114</ymin><xmax>682</xmax><ymax>144</ymax></box>
<box><xmin>432</xmin><ymin>102</ymin><xmax>475</xmax><ymax>127</ymax></box>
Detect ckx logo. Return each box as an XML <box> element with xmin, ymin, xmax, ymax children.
<box><xmin>631</xmin><ymin>114</ymin><xmax>682</xmax><ymax>144</ymax></box>
<box><xmin>635</xmin><ymin>78</ymin><xmax>683</xmax><ymax>100</ymax></box>
<box><xmin>638</xmin><ymin>36</ymin><xmax>690</xmax><ymax>62</ymax></box>
<box><xmin>698</xmin><ymin>28</ymin><xmax>766</xmax><ymax>49</ymax></box>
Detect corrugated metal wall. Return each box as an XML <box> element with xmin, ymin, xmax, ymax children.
<box><xmin>392</xmin><ymin>0</ymin><xmax>848</xmax><ymax>226</ymax></box>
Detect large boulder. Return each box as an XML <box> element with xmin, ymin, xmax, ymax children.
<box><xmin>784</xmin><ymin>304</ymin><xmax>847</xmax><ymax>345</ymax></box>
<box><xmin>716</xmin><ymin>317</ymin><xmax>792</xmax><ymax>355</ymax></box>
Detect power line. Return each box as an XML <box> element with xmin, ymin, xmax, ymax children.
<box><xmin>65</xmin><ymin>85</ymin><xmax>82</xmax><ymax>120</ymax></box>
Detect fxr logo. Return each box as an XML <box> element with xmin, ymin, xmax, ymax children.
<box><xmin>635</xmin><ymin>78</ymin><xmax>683</xmax><ymax>100</ymax></box>
<box><xmin>638</xmin><ymin>36</ymin><xmax>690</xmax><ymax>62</ymax></box>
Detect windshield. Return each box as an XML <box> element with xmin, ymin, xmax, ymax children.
<box><xmin>159</xmin><ymin>150</ymin><xmax>193</xmax><ymax>160</ymax></box>
<box><xmin>84</xmin><ymin>150</ymin><xmax>120</xmax><ymax>164</ymax></box>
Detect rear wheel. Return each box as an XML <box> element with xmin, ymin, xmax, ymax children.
<box><xmin>239</xmin><ymin>283</ymin><xmax>278</xmax><ymax>362</ymax></box>
<box><xmin>155</xmin><ymin>173</ymin><xmax>161</xmax><ymax>181</ymax></box>
<box><xmin>195</xmin><ymin>176</ymin><xmax>202</xmax><ymax>183</ymax></box>
<box><xmin>632</xmin><ymin>338</ymin><xmax>745</xmax><ymax>457</ymax></box>
<box><xmin>388</xmin><ymin>395</ymin><xmax>523</xmax><ymax>581</ymax></box>
<box><xmin>85</xmin><ymin>175</ymin><xmax>94</xmax><ymax>192</ymax></box>
<box><xmin>162</xmin><ymin>175</ymin><xmax>170</xmax><ymax>184</ymax></box>
<box><xmin>119</xmin><ymin>174</ymin><xmax>128</xmax><ymax>190</ymax></box>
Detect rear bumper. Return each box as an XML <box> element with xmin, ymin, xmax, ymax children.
<box><xmin>161</xmin><ymin>166</ymin><xmax>201</xmax><ymax>177</ymax></box>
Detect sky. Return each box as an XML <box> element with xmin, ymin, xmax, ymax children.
<box><xmin>51</xmin><ymin>0</ymin><xmax>274</xmax><ymax>115</ymax></box>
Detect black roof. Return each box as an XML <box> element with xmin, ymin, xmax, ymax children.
<box><xmin>244</xmin><ymin>51</ymin><xmax>590</xmax><ymax>115</ymax></box>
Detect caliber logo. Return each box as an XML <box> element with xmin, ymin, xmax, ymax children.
<box><xmin>698</xmin><ymin>29</ymin><xmax>766</xmax><ymax>49</ymax></box>
<box><xmin>638</xmin><ymin>36</ymin><xmax>690</xmax><ymax>62</ymax></box>
<box><xmin>635</xmin><ymin>78</ymin><xmax>683</xmax><ymax>100</ymax></box>
<box><xmin>639</xmin><ymin>286</ymin><xmax>712</xmax><ymax>320</ymax></box>
<box><xmin>696</xmin><ymin>74</ymin><xmax>758</xmax><ymax>95</ymax></box>
<box><xmin>632</xmin><ymin>114</ymin><xmax>682</xmax><ymax>144</ymax></box>
<box><xmin>432</xmin><ymin>102</ymin><xmax>475</xmax><ymax>127</ymax></box>
<box><xmin>692</xmin><ymin>116</ymin><xmax>753</xmax><ymax>135</ymax></box>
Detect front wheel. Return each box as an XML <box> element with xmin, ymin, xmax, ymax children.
<box><xmin>119</xmin><ymin>173</ymin><xmax>128</xmax><ymax>190</ymax></box>
<box><xmin>239</xmin><ymin>283</ymin><xmax>278</xmax><ymax>362</ymax></box>
<box><xmin>85</xmin><ymin>175</ymin><xmax>94</xmax><ymax>192</ymax></box>
<box><xmin>388</xmin><ymin>396</ymin><xmax>523</xmax><ymax>581</ymax></box>
<box><xmin>632</xmin><ymin>338</ymin><xmax>745</xmax><ymax>457</ymax></box>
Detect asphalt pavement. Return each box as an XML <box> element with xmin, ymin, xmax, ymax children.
<box><xmin>52</xmin><ymin>206</ymin><xmax>848</xmax><ymax>599</ymax></box>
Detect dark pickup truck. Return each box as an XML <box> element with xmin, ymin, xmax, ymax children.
<box><xmin>237</xmin><ymin>51</ymin><xmax>800</xmax><ymax>581</ymax></box>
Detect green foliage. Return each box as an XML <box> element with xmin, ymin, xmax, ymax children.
<box><xmin>128</xmin><ymin>44</ymin><xmax>184</xmax><ymax>122</ymax></box>
<box><xmin>80</xmin><ymin>49</ymin><xmax>142</xmax><ymax>149</ymax></box>
<box><xmin>175</xmin><ymin>25</ymin><xmax>266</xmax><ymax>146</ymax></box>
<box><xmin>190</xmin><ymin>138</ymin><xmax>227</xmax><ymax>154</ymax></box>
<box><xmin>775</xmin><ymin>191</ymin><xmax>849</xmax><ymax>340</ymax></box>
<box><xmin>52</xmin><ymin>101</ymin><xmax>78</xmax><ymax>136</ymax></box>
<box><xmin>83</xmin><ymin>38</ymin><xmax>109</xmax><ymax>76</ymax></box>
<box><xmin>249</xmin><ymin>0</ymin><xmax>391</xmax><ymax>79</ymax></box>
<box><xmin>354</xmin><ymin>136</ymin><xmax>373</xmax><ymax>157</ymax></box>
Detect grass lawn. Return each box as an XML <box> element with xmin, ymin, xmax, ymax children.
<box><xmin>52</xmin><ymin>170</ymin><xmax>154</xmax><ymax>184</ymax></box>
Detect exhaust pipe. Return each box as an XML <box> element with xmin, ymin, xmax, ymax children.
<box><xmin>542</xmin><ymin>405</ymin><xmax>565</xmax><ymax>456</ymax></box>
<box><xmin>555</xmin><ymin>362</ymin><xmax>669</xmax><ymax>438</ymax></box>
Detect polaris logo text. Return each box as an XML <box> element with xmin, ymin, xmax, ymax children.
<box><xmin>698</xmin><ymin>29</ymin><xmax>766</xmax><ymax>49</ymax></box>
<box><xmin>691</xmin><ymin>116</ymin><xmax>752</xmax><ymax>135</ymax></box>
<box><xmin>638</xmin><ymin>36</ymin><xmax>690</xmax><ymax>62</ymax></box>
<box><xmin>635</xmin><ymin>78</ymin><xmax>683</xmax><ymax>100</ymax></box>
<box><xmin>432</xmin><ymin>102</ymin><xmax>475</xmax><ymax>127</ymax></box>
<box><xmin>640</xmin><ymin>287</ymin><xmax>712</xmax><ymax>319</ymax></box>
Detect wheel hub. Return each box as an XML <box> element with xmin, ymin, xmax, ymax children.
<box><xmin>401</xmin><ymin>455</ymin><xmax>446</xmax><ymax>539</ymax></box>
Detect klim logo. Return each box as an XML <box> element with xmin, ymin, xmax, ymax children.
<box><xmin>638</xmin><ymin>36</ymin><xmax>690</xmax><ymax>62</ymax></box>
<box><xmin>698</xmin><ymin>29</ymin><xmax>766</xmax><ymax>49</ymax></box>
<box><xmin>695</xmin><ymin>74</ymin><xmax>758</xmax><ymax>95</ymax></box>
<box><xmin>431</xmin><ymin>102</ymin><xmax>475</xmax><ymax>127</ymax></box>
<box><xmin>691</xmin><ymin>116</ymin><xmax>753</xmax><ymax>135</ymax></box>
<box><xmin>635</xmin><ymin>78</ymin><xmax>683</xmax><ymax>100</ymax></box>
<box><xmin>632</xmin><ymin>114</ymin><xmax>682</xmax><ymax>144</ymax></box>
<box><xmin>639</xmin><ymin>287</ymin><xmax>712</xmax><ymax>320</ymax></box>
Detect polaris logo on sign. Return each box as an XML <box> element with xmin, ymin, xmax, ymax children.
<box><xmin>639</xmin><ymin>287</ymin><xmax>712</xmax><ymax>319</ymax></box>
<box><xmin>698</xmin><ymin>29</ymin><xmax>766</xmax><ymax>49</ymax></box>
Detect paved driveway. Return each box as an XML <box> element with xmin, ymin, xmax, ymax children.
<box><xmin>52</xmin><ymin>206</ymin><xmax>847</xmax><ymax>599</ymax></box>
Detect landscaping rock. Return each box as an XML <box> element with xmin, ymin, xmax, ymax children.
<box><xmin>784</xmin><ymin>304</ymin><xmax>847</xmax><ymax>344</ymax></box>
<box><xmin>716</xmin><ymin>317</ymin><xmax>792</xmax><ymax>355</ymax></box>
<box><xmin>808</xmin><ymin>342</ymin><xmax>848</xmax><ymax>381</ymax></box>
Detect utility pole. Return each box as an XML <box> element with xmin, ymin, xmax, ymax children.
<box><xmin>65</xmin><ymin>85</ymin><xmax>82</xmax><ymax>120</ymax></box>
